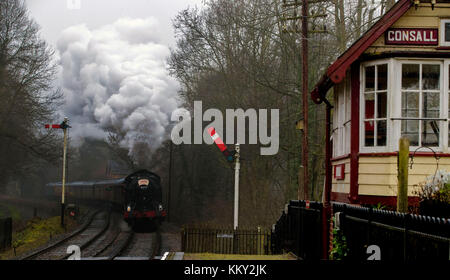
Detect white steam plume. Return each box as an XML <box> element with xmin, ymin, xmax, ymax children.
<box><xmin>57</xmin><ymin>17</ymin><xmax>179</xmax><ymax>154</ymax></box>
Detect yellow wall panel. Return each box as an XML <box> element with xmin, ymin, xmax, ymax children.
<box><xmin>358</xmin><ymin>185</ymin><xmax>397</xmax><ymax>196</ymax></box>
<box><xmin>359</xmin><ymin>173</ymin><xmax>398</xmax><ymax>185</ymax></box>
<box><xmin>358</xmin><ymin>184</ymin><xmax>421</xmax><ymax>196</ymax></box>
<box><xmin>357</xmin><ymin>156</ymin><xmax>450</xmax><ymax>197</ymax></box>
<box><xmin>359</xmin><ymin>163</ymin><xmax>397</xmax><ymax>175</ymax></box>
<box><xmin>359</xmin><ymin>156</ymin><xmax>397</xmax><ymax>164</ymax></box>
<box><xmin>403</xmin><ymin>5</ymin><xmax>450</xmax><ymax>17</ymax></box>
<box><xmin>393</xmin><ymin>16</ymin><xmax>439</xmax><ymax>28</ymax></box>
<box><xmin>332</xmin><ymin>183</ymin><xmax>350</xmax><ymax>194</ymax></box>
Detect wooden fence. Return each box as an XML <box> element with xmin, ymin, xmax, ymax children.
<box><xmin>181</xmin><ymin>226</ymin><xmax>272</xmax><ymax>255</ymax></box>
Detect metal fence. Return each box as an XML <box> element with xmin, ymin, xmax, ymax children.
<box><xmin>0</xmin><ymin>217</ymin><xmax>12</xmax><ymax>252</ymax></box>
<box><xmin>181</xmin><ymin>226</ymin><xmax>271</xmax><ymax>255</ymax></box>
<box><xmin>333</xmin><ymin>202</ymin><xmax>450</xmax><ymax>261</ymax></box>
<box><xmin>271</xmin><ymin>200</ymin><xmax>323</xmax><ymax>260</ymax></box>
<box><xmin>272</xmin><ymin>200</ymin><xmax>450</xmax><ymax>260</ymax></box>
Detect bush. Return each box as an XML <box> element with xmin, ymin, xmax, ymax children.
<box><xmin>329</xmin><ymin>218</ymin><xmax>348</xmax><ymax>260</ymax></box>
<box><xmin>414</xmin><ymin>170</ymin><xmax>450</xmax><ymax>218</ymax></box>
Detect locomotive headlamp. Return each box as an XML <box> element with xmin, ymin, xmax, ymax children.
<box><xmin>138</xmin><ymin>179</ymin><xmax>149</xmax><ymax>187</ymax></box>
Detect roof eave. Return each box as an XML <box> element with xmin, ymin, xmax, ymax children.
<box><xmin>310</xmin><ymin>0</ymin><xmax>413</xmax><ymax>104</ymax></box>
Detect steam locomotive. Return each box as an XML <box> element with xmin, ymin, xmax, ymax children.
<box><xmin>46</xmin><ymin>169</ymin><xmax>166</xmax><ymax>229</ymax></box>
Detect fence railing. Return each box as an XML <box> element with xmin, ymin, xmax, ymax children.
<box><xmin>272</xmin><ymin>200</ymin><xmax>450</xmax><ymax>261</ymax></box>
<box><xmin>332</xmin><ymin>202</ymin><xmax>450</xmax><ymax>261</ymax></box>
<box><xmin>181</xmin><ymin>226</ymin><xmax>271</xmax><ymax>255</ymax></box>
<box><xmin>271</xmin><ymin>200</ymin><xmax>323</xmax><ymax>259</ymax></box>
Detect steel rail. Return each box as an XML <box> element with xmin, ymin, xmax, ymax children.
<box><xmin>19</xmin><ymin>209</ymin><xmax>100</xmax><ymax>260</ymax></box>
<box><xmin>61</xmin><ymin>211</ymin><xmax>112</xmax><ymax>260</ymax></box>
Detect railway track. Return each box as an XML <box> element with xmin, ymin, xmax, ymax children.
<box><xmin>19</xmin><ymin>207</ymin><xmax>162</xmax><ymax>260</ymax></box>
<box><xmin>21</xmin><ymin>210</ymin><xmax>111</xmax><ymax>260</ymax></box>
<box><xmin>93</xmin><ymin>225</ymin><xmax>161</xmax><ymax>260</ymax></box>
<box><xmin>115</xmin><ymin>231</ymin><xmax>161</xmax><ymax>260</ymax></box>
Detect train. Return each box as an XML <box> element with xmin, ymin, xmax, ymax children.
<box><xmin>46</xmin><ymin>169</ymin><xmax>166</xmax><ymax>229</ymax></box>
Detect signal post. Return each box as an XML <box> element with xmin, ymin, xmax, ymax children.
<box><xmin>45</xmin><ymin>117</ymin><xmax>70</xmax><ymax>226</ymax></box>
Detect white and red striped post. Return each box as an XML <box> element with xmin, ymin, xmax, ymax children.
<box><xmin>207</xmin><ymin>127</ymin><xmax>240</xmax><ymax>229</ymax></box>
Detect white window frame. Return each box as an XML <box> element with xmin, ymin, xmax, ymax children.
<box><xmin>440</xmin><ymin>19</ymin><xmax>450</xmax><ymax>47</ymax></box>
<box><xmin>332</xmin><ymin>73</ymin><xmax>351</xmax><ymax>158</ymax></box>
<box><xmin>360</xmin><ymin>58</ymin><xmax>449</xmax><ymax>153</ymax></box>
<box><xmin>360</xmin><ymin>59</ymin><xmax>393</xmax><ymax>153</ymax></box>
<box><xmin>445</xmin><ymin>61</ymin><xmax>450</xmax><ymax>150</ymax></box>
<box><xmin>393</xmin><ymin>59</ymin><xmax>445</xmax><ymax>152</ymax></box>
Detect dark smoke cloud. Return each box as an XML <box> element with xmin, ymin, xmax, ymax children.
<box><xmin>57</xmin><ymin>17</ymin><xmax>179</xmax><ymax>154</ymax></box>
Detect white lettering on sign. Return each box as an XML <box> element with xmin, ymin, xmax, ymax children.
<box><xmin>217</xmin><ymin>234</ymin><xmax>233</xmax><ymax>238</ymax></box>
<box><xmin>385</xmin><ymin>28</ymin><xmax>438</xmax><ymax>45</ymax></box>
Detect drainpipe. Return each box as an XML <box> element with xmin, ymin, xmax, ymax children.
<box><xmin>322</xmin><ymin>102</ymin><xmax>333</xmax><ymax>259</ymax></box>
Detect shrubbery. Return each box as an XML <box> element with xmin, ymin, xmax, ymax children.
<box><xmin>415</xmin><ymin>170</ymin><xmax>450</xmax><ymax>218</ymax></box>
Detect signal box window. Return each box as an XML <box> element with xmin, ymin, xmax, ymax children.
<box><xmin>401</xmin><ymin>63</ymin><xmax>441</xmax><ymax>147</ymax></box>
<box><xmin>363</xmin><ymin>64</ymin><xmax>388</xmax><ymax>147</ymax></box>
<box><xmin>441</xmin><ymin>19</ymin><xmax>450</xmax><ymax>47</ymax></box>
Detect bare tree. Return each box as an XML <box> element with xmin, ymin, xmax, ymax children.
<box><xmin>0</xmin><ymin>0</ymin><xmax>62</xmax><ymax>193</ymax></box>
<box><xmin>167</xmin><ymin>0</ymin><xmax>395</xmax><ymax>226</ymax></box>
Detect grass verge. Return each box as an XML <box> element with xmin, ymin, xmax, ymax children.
<box><xmin>0</xmin><ymin>215</ymin><xmax>78</xmax><ymax>260</ymax></box>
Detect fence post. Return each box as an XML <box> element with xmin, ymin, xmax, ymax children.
<box><xmin>403</xmin><ymin>214</ymin><xmax>408</xmax><ymax>262</ymax></box>
<box><xmin>367</xmin><ymin>207</ymin><xmax>372</xmax><ymax>247</ymax></box>
<box><xmin>300</xmin><ymin>205</ymin><xmax>304</xmax><ymax>259</ymax></box>
<box><xmin>397</xmin><ymin>137</ymin><xmax>409</xmax><ymax>213</ymax></box>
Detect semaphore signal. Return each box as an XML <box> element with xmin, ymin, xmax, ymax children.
<box><xmin>45</xmin><ymin>117</ymin><xmax>70</xmax><ymax>226</ymax></box>
<box><xmin>44</xmin><ymin>119</ymin><xmax>70</xmax><ymax>130</ymax></box>
<box><xmin>207</xmin><ymin>126</ymin><xmax>240</xmax><ymax>229</ymax></box>
<box><xmin>207</xmin><ymin>127</ymin><xmax>235</xmax><ymax>162</ymax></box>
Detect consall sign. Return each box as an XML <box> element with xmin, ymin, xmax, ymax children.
<box><xmin>385</xmin><ymin>28</ymin><xmax>438</xmax><ymax>45</ymax></box>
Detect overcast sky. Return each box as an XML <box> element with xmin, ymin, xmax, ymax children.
<box><xmin>23</xmin><ymin>0</ymin><xmax>205</xmax><ymax>151</ymax></box>
<box><xmin>25</xmin><ymin>0</ymin><xmax>204</xmax><ymax>47</ymax></box>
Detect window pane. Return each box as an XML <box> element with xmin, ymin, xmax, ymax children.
<box><xmin>377</xmin><ymin>64</ymin><xmax>388</xmax><ymax>90</ymax></box>
<box><xmin>422</xmin><ymin>92</ymin><xmax>440</xmax><ymax>118</ymax></box>
<box><xmin>446</xmin><ymin>22</ymin><xmax>450</xmax><ymax>42</ymax></box>
<box><xmin>365</xmin><ymin>120</ymin><xmax>374</xmax><ymax>146</ymax></box>
<box><xmin>365</xmin><ymin>93</ymin><xmax>375</xmax><ymax>119</ymax></box>
<box><xmin>365</xmin><ymin>66</ymin><xmax>375</xmax><ymax>91</ymax></box>
<box><xmin>402</xmin><ymin>92</ymin><xmax>419</xmax><ymax>117</ymax></box>
<box><xmin>422</xmin><ymin>64</ymin><xmax>440</xmax><ymax>90</ymax></box>
<box><xmin>377</xmin><ymin>120</ymin><xmax>387</xmax><ymax>146</ymax></box>
<box><xmin>422</xmin><ymin>120</ymin><xmax>439</xmax><ymax>146</ymax></box>
<box><xmin>377</xmin><ymin>92</ymin><xmax>387</xmax><ymax>118</ymax></box>
<box><xmin>402</xmin><ymin>64</ymin><xmax>420</xmax><ymax>90</ymax></box>
<box><xmin>402</xmin><ymin>120</ymin><xmax>419</xmax><ymax>146</ymax></box>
